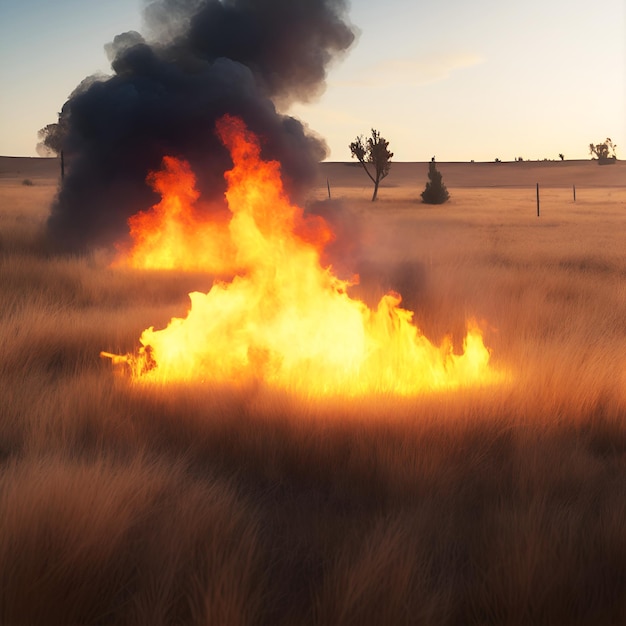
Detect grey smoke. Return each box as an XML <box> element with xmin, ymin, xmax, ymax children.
<box><xmin>44</xmin><ymin>0</ymin><xmax>356</xmax><ymax>250</ymax></box>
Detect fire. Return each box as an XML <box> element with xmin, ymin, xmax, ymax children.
<box><xmin>113</xmin><ymin>155</ymin><xmax>235</xmax><ymax>273</ymax></box>
<box><xmin>110</xmin><ymin>115</ymin><xmax>498</xmax><ymax>395</ymax></box>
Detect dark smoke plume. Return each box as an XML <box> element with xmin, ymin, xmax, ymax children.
<box><xmin>44</xmin><ymin>0</ymin><xmax>355</xmax><ymax>250</ymax></box>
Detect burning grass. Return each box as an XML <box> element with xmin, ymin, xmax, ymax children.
<box><xmin>111</xmin><ymin>118</ymin><xmax>497</xmax><ymax>395</ymax></box>
<box><xmin>0</xmin><ymin>171</ymin><xmax>626</xmax><ymax>624</ymax></box>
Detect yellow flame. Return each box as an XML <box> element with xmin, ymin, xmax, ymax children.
<box><xmin>117</xmin><ymin>115</ymin><xmax>498</xmax><ymax>396</ymax></box>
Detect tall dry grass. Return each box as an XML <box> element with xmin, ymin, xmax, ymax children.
<box><xmin>0</xmin><ymin>177</ymin><xmax>625</xmax><ymax>624</ymax></box>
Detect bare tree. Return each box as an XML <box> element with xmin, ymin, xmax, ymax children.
<box><xmin>349</xmin><ymin>129</ymin><xmax>393</xmax><ymax>201</ymax></box>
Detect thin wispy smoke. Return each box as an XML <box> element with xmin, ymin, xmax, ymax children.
<box><xmin>44</xmin><ymin>0</ymin><xmax>356</xmax><ymax>250</ymax></box>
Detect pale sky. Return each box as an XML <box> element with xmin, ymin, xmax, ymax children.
<box><xmin>0</xmin><ymin>0</ymin><xmax>623</xmax><ymax>161</ymax></box>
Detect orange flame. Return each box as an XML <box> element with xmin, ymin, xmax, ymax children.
<box><xmin>113</xmin><ymin>155</ymin><xmax>235</xmax><ymax>273</ymax></box>
<box><xmin>116</xmin><ymin>115</ymin><xmax>498</xmax><ymax>395</ymax></box>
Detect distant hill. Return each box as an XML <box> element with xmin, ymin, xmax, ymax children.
<box><xmin>320</xmin><ymin>160</ymin><xmax>625</xmax><ymax>189</ymax></box>
<box><xmin>0</xmin><ymin>156</ymin><xmax>59</xmax><ymax>180</ymax></box>
<box><xmin>1</xmin><ymin>156</ymin><xmax>623</xmax><ymax>189</ymax></box>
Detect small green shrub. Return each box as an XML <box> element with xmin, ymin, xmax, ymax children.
<box><xmin>420</xmin><ymin>161</ymin><xmax>449</xmax><ymax>205</ymax></box>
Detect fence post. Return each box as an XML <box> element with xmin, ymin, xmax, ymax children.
<box><xmin>573</xmin><ymin>184</ymin><xmax>576</xmax><ymax>202</ymax></box>
<box><xmin>327</xmin><ymin>178</ymin><xmax>331</xmax><ymax>199</ymax></box>
<box><xmin>536</xmin><ymin>183</ymin><xmax>540</xmax><ymax>217</ymax></box>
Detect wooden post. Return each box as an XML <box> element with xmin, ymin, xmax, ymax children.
<box><xmin>573</xmin><ymin>184</ymin><xmax>576</xmax><ymax>202</ymax></box>
<box><xmin>327</xmin><ymin>178</ymin><xmax>331</xmax><ymax>199</ymax></box>
<box><xmin>60</xmin><ymin>150</ymin><xmax>65</xmax><ymax>180</ymax></box>
<box><xmin>536</xmin><ymin>182</ymin><xmax>540</xmax><ymax>217</ymax></box>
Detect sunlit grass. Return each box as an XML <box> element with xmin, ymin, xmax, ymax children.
<box><xmin>0</xmin><ymin>174</ymin><xmax>625</xmax><ymax>624</ymax></box>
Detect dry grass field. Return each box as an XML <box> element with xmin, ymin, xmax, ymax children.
<box><xmin>1</xmin><ymin>155</ymin><xmax>625</xmax><ymax>624</ymax></box>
